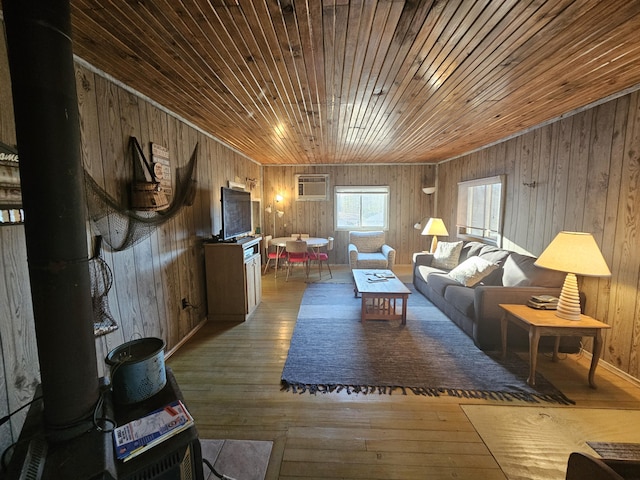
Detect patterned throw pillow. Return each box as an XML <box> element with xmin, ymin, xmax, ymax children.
<box><xmin>448</xmin><ymin>256</ymin><xmax>499</xmax><ymax>287</ymax></box>
<box><xmin>432</xmin><ymin>241</ymin><xmax>463</xmax><ymax>270</ymax></box>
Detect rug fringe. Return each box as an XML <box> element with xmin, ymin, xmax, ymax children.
<box><xmin>280</xmin><ymin>380</ymin><xmax>575</xmax><ymax>405</ymax></box>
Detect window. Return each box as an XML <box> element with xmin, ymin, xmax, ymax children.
<box><xmin>335</xmin><ymin>185</ymin><xmax>389</xmax><ymax>231</ymax></box>
<box><xmin>456</xmin><ymin>175</ymin><xmax>505</xmax><ymax>245</ymax></box>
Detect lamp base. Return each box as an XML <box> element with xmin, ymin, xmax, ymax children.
<box><xmin>430</xmin><ymin>236</ymin><xmax>438</xmax><ymax>254</ymax></box>
<box><xmin>555</xmin><ymin>273</ymin><xmax>582</xmax><ymax>321</ymax></box>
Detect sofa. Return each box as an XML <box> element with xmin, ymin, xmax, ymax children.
<box><xmin>348</xmin><ymin>231</ymin><xmax>396</xmax><ymax>270</ymax></box>
<box><xmin>413</xmin><ymin>240</ymin><xmax>581</xmax><ymax>352</ymax></box>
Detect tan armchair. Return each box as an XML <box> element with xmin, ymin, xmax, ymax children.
<box><xmin>348</xmin><ymin>231</ymin><xmax>396</xmax><ymax>270</ymax></box>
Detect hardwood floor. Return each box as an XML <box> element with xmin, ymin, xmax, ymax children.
<box><xmin>166</xmin><ymin>265</ymin><xmax>640</xmax><ymax>480</ymax></box>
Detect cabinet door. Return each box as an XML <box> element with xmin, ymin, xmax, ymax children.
<box><xmin>245</xmin><ymin>258</ymin><xmax>256</xmax><ymax>314</ymax></box>
<box><xmin>244</xmin><ymin>254</ymin><xmax>262</xmax><ymax>315</ymax></box>
<box><xmin>253</xmin><ymin>254</ymin><xmax>262</xmax><ymax>307</ymax></box>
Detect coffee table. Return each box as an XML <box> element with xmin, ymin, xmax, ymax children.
<box><xmin>499</xmin><ymin>304</ymin><xmax>611</xmax><ymax>388</ymax></box>
<box><xmin>352</xmin><ymin>269</ymin><xmax>411</xmax><ymax>325</ymax></box>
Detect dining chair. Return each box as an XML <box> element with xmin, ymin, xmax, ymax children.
<box><xmin>285</xmin><ymin>240</ymin><xmax>309</xmax><ymax>281</ymax></box>
<box><xmin>262</xmin><ymin>235</ymin><xmax>285</xmax><ymax>274</ymax></box>
<box><xmin>309</xmin><ymin>236</ymin><xmax>333</xmax><ymax>278</ymax></box>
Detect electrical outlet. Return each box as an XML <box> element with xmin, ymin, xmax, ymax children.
<box><xmin>181</xmin><ymin>298</ymin><xmax>189</xmax><ymax>310</ymax></box>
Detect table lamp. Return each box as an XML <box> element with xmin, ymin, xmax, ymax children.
<box><xmin>421</xmin><ymin>217</ymin><xmax>449</xmax><ymax>253</ymax></box>
<box><xmin>534</xmin><ymin>231</ymin><xmax>611</xmax><ymax>320</ymax></box>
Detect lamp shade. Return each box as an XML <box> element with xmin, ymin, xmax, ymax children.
<box><xmin>535</xmin><ymin>231</ymin><xmax>610</xmax><ymax>320</ymax></box>
<box><xmin>421</xmin><ymin>218</ymin><xmax>449</xmax><ymax>237</ymax></box>
<box><xmin>534</xmin><ymin>231</ymin><xmax>611</xmax><ymax>277</ymax></box>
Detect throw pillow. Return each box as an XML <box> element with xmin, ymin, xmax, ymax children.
<box><xmin>432</xmin><ymin>241</ymin><xmax>463</xmax><ymax>270</ymax></box>
<box><xmin>448</xmin><ymin>256</ymin><xmax>499</xmax><ymax>287</ymax></box>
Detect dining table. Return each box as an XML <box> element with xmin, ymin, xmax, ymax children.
<box><xmin>269</xmin><ymin>236</ymin><xmax>329</xmax><ymax>278</ymax></box>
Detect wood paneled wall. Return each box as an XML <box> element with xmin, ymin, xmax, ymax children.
<box><xmin>0</xmin><ymin>28</ymin><xmax>260</xmax><ymax>449</ymax></box>
<box><xmin>437</xmin><ymin>92</ymin><xmax>640</xmax><ymax>377</ymax></box>
<box><xmin>262</xmin><ymin>164</ymin><xmax>437</xmax><ymax>265</ymax></box>
<box><xmin>77</xmin><ymin>64</ymin><xmax>259</xmax><ymax>364</ymax></box>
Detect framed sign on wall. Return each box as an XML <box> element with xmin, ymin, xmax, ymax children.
<box><xmin>0</xmin><ymin>141</ymin><xmax>23</xmax><ymax>225</ymax></box>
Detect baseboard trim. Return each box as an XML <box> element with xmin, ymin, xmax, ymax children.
<box><xmin>165</xmin><ymin>318</ymin><xmax>207</xmax><ymax>359</ymax></box>
<box><xmin>580</xmin><ymin>350</ymin><xmax>640</xmax><ymax>389</ymax></box>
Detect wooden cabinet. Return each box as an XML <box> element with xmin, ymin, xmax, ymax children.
<box><xmin>204</xmin><ymin>237</ymin><xmax>262</xmax><ymax>321</ymax></box>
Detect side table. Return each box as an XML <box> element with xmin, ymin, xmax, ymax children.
<box><xmin>499</xmin><ymin>304</ymin><xmax>611</xmax><ymax>388</ymax></box>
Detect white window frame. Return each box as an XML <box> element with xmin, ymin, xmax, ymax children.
<box><xmin>334</xmin><ymin>185</ymin><xmax>390</xmax><ymax>231</ymax></box>
<box><xmin>456</xmin><ymin>175</ymin><xmax>505</xmax><ymax>246</ymax></box>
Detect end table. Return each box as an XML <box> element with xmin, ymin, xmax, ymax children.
<box><xmin>499</xmin><ymin>304</ymin><xmax>611</xmax><ymax>388</ymax></box>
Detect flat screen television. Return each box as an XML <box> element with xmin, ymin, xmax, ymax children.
<box><xmin>220</xmin><ymin>186</ymin><xmax>252</xmax><ymax>241</ymax></box>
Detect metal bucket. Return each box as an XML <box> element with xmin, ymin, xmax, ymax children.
<box><xmin>105</xmin><ymin>337</ymin><xmax>167</xmax><ymax>404</ymax></box>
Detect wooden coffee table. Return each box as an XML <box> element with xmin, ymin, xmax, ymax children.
<box><xmin>352</xmin><ymin>269</ymin><xmax>411</xmax><ymax>325</ymax></box>
<box><xmin>499</xmin><ymin>304</ymin><xmax>611</xmax><ymax>388</ymax></box>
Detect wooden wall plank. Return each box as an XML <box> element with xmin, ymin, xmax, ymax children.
<box><xmin>598</xmin><ymin>97</ymin><xmax>628</xmax><ymax>345</ymax></box>
<box><xmin>0</xmin><ymin>228</ymin><xmax>38</xmax><ymax>451</ymax></box>
<box><xmin>77</xmin><ymin>67</ymin><xmax>126</xmax><ymax>377</ymax></box>
<box><xmin>610</xmin><ymin>91</ymin><xmax>640</xmax><ymax>375</ymax></box>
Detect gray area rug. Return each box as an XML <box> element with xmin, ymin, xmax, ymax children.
<box><xmin>281</xmin><ymin>283</ymin><xmax>574</xmax><ymax>404</ymax></box>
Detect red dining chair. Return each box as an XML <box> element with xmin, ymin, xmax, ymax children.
<box><xmin>262</xmin><ymin>235</ymin><xmax>286</xmax><ymax>274</ymax></box>
<box><xmin>309</xmin><ymin>236</ymin><xmax>333</xmax><ymax>278</ymax></box>
<box><xmin>285</xmin><ymin>240</ymin><xmax>309</xmax><ymax>281</ymax></box>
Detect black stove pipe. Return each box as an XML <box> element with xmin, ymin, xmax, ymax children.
<box><xmin>3</xmin><ymin>0</ymin><xmax>100</xmax><ymax>438</ymax></box>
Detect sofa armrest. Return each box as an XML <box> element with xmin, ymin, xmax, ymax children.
<box><xmin>413</xmin><ymin>252</ymin><xmax>434</xmax><ymax>267</ymax></box>
<box><xmin>474</xmin><ymin>285</ymin><xmax>563</xmax><ymax>322</ymax></box>
<box><xmin>381</xmin><ymin>244</ymin><xmax>396</xmax><ymax>269</ymax></box>
<box><xmin>348</xmin><ymin>243</ymin><xmax>359</xmax><ymax>267</ymax></box>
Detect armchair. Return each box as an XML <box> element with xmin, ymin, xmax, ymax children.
<box><xmin>348</xmin><ymin>231</ymin><xmax>396</xmax><ymax>270</ymax></box>
<box><xmin>566</xmin><ymin>452</ymin><xmax>640</xmax><ymax>480</ymax></box>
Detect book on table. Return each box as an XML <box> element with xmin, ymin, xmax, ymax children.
<box><xmin>112</xmin><ymin>400</ymin><xmax>194</xmax><ymax>462</ymax></box>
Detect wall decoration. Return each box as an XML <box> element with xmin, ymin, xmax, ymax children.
<box><xmin>130</xmin><ymin>137</ymin><xmax>169</xmax><ymax>211</ymax></box>
<box><xmin>85</xmin><ymin>137</ymin><xmax>199</xmax><ymax>251</ymax></box>
<box><xmin>151</xmin><ymin>142</ymin><xmax>172</xmax><ymax>201</ymax></box>
<box><xmin>0</xmin><ymin>141</ymin><xmax>23</xmax><ymax>224</ymax></box>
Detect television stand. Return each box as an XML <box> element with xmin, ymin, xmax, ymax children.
<box><xmin>204</xmin><ymin>236</ymin><xmax>262</xmax><ymax>321</ymax></box>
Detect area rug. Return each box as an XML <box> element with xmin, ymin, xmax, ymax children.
<box><xmin>281</xmin><ymin>283</ymin><xmax>573</xmax><ymax>404</ymax></box>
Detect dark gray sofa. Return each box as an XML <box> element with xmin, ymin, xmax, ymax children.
<box><xmin>412</xmin><ymin>241</ymin><xmax>581</xmax><ymax>352</ymax></box>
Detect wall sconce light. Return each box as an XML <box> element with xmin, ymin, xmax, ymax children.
<box><xmin>414</xmin><ymin>217</ymin><xmax>428</xmax><ymax>230</ymax></box>
<box><xmin>422</xmin><ymin>186</ymin><xmax>436</xmax><ymax>195</ymax></box>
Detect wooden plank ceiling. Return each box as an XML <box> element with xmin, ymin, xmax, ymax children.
<box><xmin>69</xmin><ymin>0</ymin><xmax>640</xmax><ymax>165</ymax></box>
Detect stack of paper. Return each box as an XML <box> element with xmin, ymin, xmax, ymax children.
<box><xmin>113</xmin><ymin>400</ymin><xmax>194</xmax><ymax>462</ymax></box>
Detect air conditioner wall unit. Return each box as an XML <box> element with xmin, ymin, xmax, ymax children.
<box><xmin>296</xmin><ymin>174</ymin><xmax>329</xmax><ymax>201</ymax></box>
